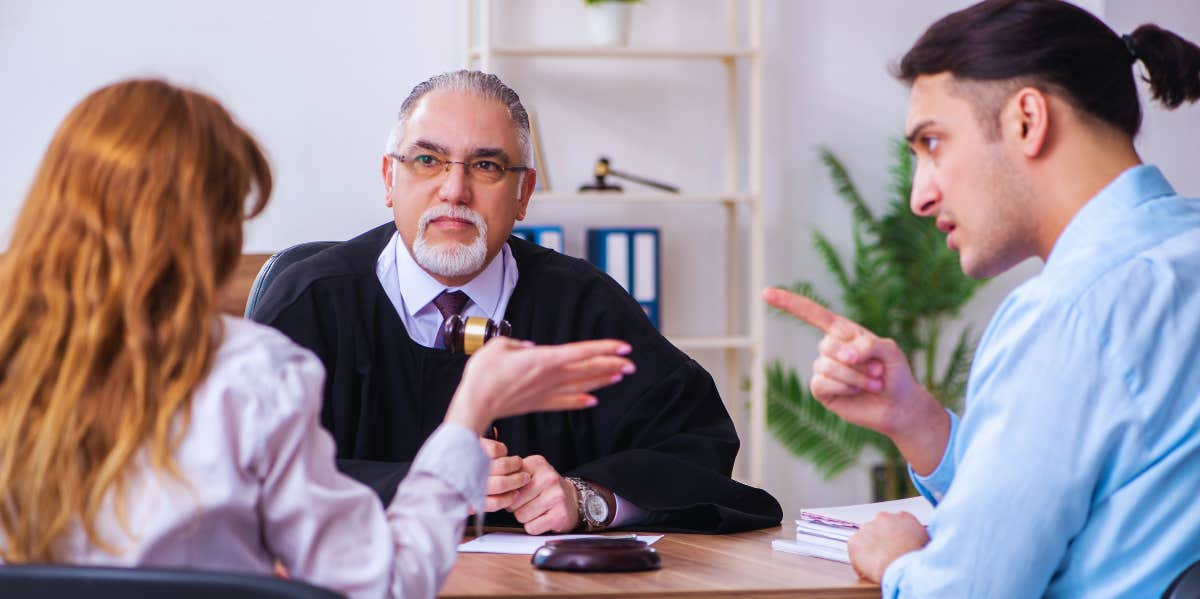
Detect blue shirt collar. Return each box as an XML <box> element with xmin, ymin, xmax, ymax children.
<box><xmin>1045</xmin><ymin>164</ymin><xmax>1175</xmax><ymax>271</ymax></box>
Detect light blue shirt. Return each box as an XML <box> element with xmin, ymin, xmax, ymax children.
<box><xmin>883</xmin><ymin>166</ymin><xmax>1200</xmax><ymax>598</ymax></box>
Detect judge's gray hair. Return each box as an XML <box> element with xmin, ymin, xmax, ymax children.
<box><xmin>384</xmin><ymin>70</ymin><xmax>532</xmax><ymax>165</ymax></box>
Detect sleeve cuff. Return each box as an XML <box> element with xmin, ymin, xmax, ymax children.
<box><xmin>610</xmin><ymin>493</ymin><xmax>650</xmax><ymax>527</ymax></box>
<box><xmin>880</xmin><ymin>548</ymin><xmax>923</xmax><ymax>598</ymax></box>
<box><xmin>909</xmin><ymin>408</ymin><xmax>959</xmax><ymax>505</ymax></box>
<box><xmin>408</xmin><ymin>422</ymin><xmax>489</xmax><ymax>504</ymax></box>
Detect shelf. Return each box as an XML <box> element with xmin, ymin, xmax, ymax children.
<box><xmin>533</xmin><ymin>192</ymin><xmax>755</xmax><ymax>204</ymax></box>
<box><xmin>471</xmin><ymin>46</ymin><xmax>758</xmax><ymax>60</ymax></box>
<box><xmin>467</xmin><ymin>0</ymin><xmax>767</xmax><ymax>486</ymax></box>
<box><xmin>669</xmin><ymin>336</ymin><xmax>754</xmax><ymax>351</ymax></box>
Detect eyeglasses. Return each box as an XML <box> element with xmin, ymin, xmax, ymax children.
<box><xmin>390</xmin><ymin>153</ymin><xmax>529</xmax><ymax>185</ymax></box>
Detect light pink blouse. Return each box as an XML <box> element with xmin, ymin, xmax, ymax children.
<box><xmin>10</xmin><ymin>316</ymin><xmax>487</xmax><ymax>599</ymax></box>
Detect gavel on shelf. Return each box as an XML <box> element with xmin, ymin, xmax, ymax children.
<box><xmin>579</xmin><ymin>157</ymin><xmax>680</xmax><ymax>194</ymax></box>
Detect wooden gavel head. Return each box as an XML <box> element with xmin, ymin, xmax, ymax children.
<box><xmin>593</xmin><ymin>157</ymin><xmax>612</xmax><ymax>178</ymax></box>
<box><xmin>443</xmin><ymin>315</ymin><xmax>513</xmax><ymax>354</ymax></box>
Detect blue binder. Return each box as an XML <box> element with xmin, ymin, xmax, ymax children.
<box><xmin>511</xmin><ymin>225</ymin><xmax>564</xmax><ymax>254</ymax></box>
<box><xmin>586</xmin><ymin>228</ymin><xmax>660</xmax><ymax>328</ymax></box>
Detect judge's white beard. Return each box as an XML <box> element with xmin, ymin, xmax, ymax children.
<box><xmin>412</xmin><ymin>204</ymin><xmax>489</xmax><ymax>278</ymax></box>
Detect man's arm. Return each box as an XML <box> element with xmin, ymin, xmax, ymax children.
<box><xmin>763</xmin><ymin>288</ymin><xmax>950</xmax><ymax>472</ymax></box>
<box><xmin>876</xmin><ymin>301</ymin><xmax>1119</xmax><ymax>596</ymax></box>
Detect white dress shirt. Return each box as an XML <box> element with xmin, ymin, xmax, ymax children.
<box><xmin>375</xmin><ymin>231</ymin><xmax>648</xmax><ymax>527</ymax></box>
<box><xmin>375</xmin><ymin>231</ymin><xmax>517</xmax><ymax>348</ymax></box>
<box><xmin>18</xmin><ymin>317</ymin><xmax>487</xmax><ymax>599</ymax></box>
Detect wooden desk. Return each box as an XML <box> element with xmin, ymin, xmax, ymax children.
<box><xmin>440</xmin><ymin>527</ymin><xmax>877</xmax><ymax>598</ymax></box>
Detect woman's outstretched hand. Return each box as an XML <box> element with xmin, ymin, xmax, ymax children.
<box><xmin>444</xmin><ymin>338</ymin><xmax>635</xmax><ymax>435</ymax></box>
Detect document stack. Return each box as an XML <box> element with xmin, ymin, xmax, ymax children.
<box><xmin>772</xmin><ymin>496</ymin><xmax>934</xmax><ymax>563</ymax></box>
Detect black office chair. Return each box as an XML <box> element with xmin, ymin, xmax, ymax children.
<box><xmin>0</xmin><ymin>565</ymin><xmax>344</xmax><ymax>599</ymax></box>
<box><xmin>1164</xmin><ymin>559</ymin><xmax>1200</xmax><ymax>599</ymax></box>
<box><xmin>244</xmin><ymin>241</ymin><xmax>338</xmax><ymax>318</ymax></box>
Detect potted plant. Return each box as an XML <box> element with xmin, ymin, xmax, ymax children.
<box><xmin>767</xmin><ymin>139</ymin><xmax>988</xmax><ymax>500</ymax></box>
<box><xmin>583</xmin><ymin>0</ymin><xmax>641</xmax><ymax>47</ymax></box>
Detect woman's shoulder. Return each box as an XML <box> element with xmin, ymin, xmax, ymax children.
<box><xmin>200</xmin><ymin>316</ymin><xmax>327</xmax><ymax>418</ymax></box>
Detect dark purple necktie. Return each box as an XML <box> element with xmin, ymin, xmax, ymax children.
<box><xmin>432</xmin><ymin>290</ymin><xmax>469</xmax><ymax>348</ymax></box>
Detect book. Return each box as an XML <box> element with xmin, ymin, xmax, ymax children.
<box><xmin>586</xmin><ymin>228</ymin><xmax>660</xmax><ymax>328</ymax></box>
<box><xmin>771</xmin><ymin>496</ymin><xmax>934</xmax><ymax>564</ymax></box>
<box><xmin>512</xmin><ymin>225</ymin><xmax>564</xmax><ymax>254</ymax></box>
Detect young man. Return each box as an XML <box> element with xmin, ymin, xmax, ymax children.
<box><xmin>766</xmin><ymin>0</ymin><xmax>1200</xmax><ymax>596</ymax></box>
<box><xmin>253</xmin><ymin>70</ymin><xmax>781</xmax><ymax>535</ymax></box>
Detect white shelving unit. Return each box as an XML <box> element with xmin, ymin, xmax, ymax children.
<box><xmin>464</xmin><ymin>0</ymin><xmax>766</xmax><ymax>486</ymax></box>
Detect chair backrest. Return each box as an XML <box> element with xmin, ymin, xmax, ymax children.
<box><xmin>1164</xmin><ymin>559</ymin><xmax>1200</xmax><ymax>599</ymax></box>
<box><xmin>243</xmin><ymin>241</ymin><xmax>338</xmax><ymax>318</ymax></box>
<box><xmin>0</xmin><ymin>565</ymin><xmax>344</xmax><ymax>599</ymax></box>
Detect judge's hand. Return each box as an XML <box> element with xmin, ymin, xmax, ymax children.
<box><xmin>762</xmin><ymin>288</ymin><xmax>949</xmax><ymax>473</ymax></box>
<box><xmin>847</xmin><ymin>511</ymin><xmax>929</xmax><ymax>583</ymax></box>
<box><xmin>480</xmin><ymin>438</ymin><xmax>528</xmax><ymax>512</ymax></box>
<box><xmin>444</xmin><ymin>338</ymin><xmax>634</xmax><ymax>436</ymax></box>
<box><xmin>506</xmin><ymin>455</ymin><xmax>579</xmax><ymax>535</ymax></box>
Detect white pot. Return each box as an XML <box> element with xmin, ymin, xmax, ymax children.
<box><xmin>585</xmin><ymin>2</ymin><xmax>633</xmax><ymax>47</ymax></box>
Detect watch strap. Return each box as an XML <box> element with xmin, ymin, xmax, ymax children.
<box><xmin>566</xmin><ymin>476</ymin><xmax>611</xmax><ymax>531</ymax></box>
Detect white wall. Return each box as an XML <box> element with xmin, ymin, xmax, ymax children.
<box><xmin>2</xmin><ymin>0</ymin><xmax>1197</xmax><ymax>518</ymax></box>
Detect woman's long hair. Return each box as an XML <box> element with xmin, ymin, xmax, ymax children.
<box><xmin>0</xmin><ymin>79</ymin><xmax>271</xmax><ymax>563</ymax></box>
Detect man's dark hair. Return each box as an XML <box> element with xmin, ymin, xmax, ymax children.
<box><xmin>897</xmin><ymin>0</ymin><xmax>1200</xmax><ymax>138</ymax></box>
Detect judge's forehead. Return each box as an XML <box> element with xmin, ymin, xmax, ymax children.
<box><xmin>402</xmin><ymin>91</ymin><xmax>520</xmax><ymax>152</ymax></box>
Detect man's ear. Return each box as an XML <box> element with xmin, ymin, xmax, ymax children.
<box><xmin>515</xmin><ymin>169</ymin><xmax>537</xmax><ymax>221</ymax></box>
<box><xmin>1005</xmin><ymin>87</ymin><xmax>1050</xmax><ymax>158</ymax></box>
<box><xmin>381</xmin><ymin>155</ymin><xmax>394</xmax><ymax>208</ymax></box>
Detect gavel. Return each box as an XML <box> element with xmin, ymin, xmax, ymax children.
<box><xmin>443</xmin><ymin>315</ymin><xmax>512</xmax><ymax>354</ymax></box>
<box><xmin>579</xmin><ymin>157</ymin><xmax>680</xmax><ymax>194</ymax></box>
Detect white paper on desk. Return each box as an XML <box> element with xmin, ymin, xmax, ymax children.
<box><xmin>457</xmin><ymin>533</ymin><xmax>663</xmax><ymax>555</ymax></box>
<box><xmin>797</xmin><ymin>495</ymin><xmax>934</xmax><ymax>528</ymax></box>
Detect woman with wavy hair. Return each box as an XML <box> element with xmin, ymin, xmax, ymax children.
<box><xmin>0</xmin><ymin>78</ymin><xmax>633</xmax><ymax>598</ymax></box>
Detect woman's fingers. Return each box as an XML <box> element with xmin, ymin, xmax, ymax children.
<box><xmin>534</xmin><ymin>339</ymin><xmax>632</xmax><ymax>369</ymax></box>
<box><xmin>534</xmin><ymin>393</ymin><xmax>599</xmax><ymax>412</ymax></box>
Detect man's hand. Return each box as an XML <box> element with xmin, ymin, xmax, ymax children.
<box><xmin>506</xmin><ymin>455</ymin><xmax>580</xmax><ymax>535</ymax></box>
<box><xmin>847</xmin><ymin>511</ymin><xmax>930</xmax><ymax>583</ymax></box>
<box><xmin>762</xmin><ymin>287</ymin><xmax>950</xmax><ymax>474</ymax></box>
<box><xmin>480</xmin><ymin>438</ymin><xmax>530</xmax><ymax>512</ymax></box>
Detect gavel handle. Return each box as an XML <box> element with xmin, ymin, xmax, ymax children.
<box><xmin>608</xmin><ymin>169</ymin><xmax>680</xmax><ymax>194</ymax></box>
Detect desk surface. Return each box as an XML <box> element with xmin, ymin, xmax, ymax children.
<box><xmin>440</xmin><ymin>527</ymin><xmax>877</xmax><ymax>598</ymax></box>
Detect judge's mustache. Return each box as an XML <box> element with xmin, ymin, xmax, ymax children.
<box><xmin>416</xmin><ymin>204</ymin><xmax>488</xmax><ymax>240</ymax></box>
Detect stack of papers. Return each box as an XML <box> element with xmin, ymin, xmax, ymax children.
<box><xmin>772</xmin><ymin>496</ymin><xmax>934</xmax><ymax>563</ymax></box>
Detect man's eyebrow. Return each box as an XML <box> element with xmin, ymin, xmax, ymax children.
<box><xmin>467</xmin><ymin>147</ymin><xmax>512</xmax><ymax>163</ymax></box>
<box><xmin>406</xmin><ymin>140</ymin><xmax>513</xmax><ymax>164</ymax></box>
<box><xmin>905</xmin><ymin>120</ymin><xmax>935</xmax><ymax>144</ymax></box>
<box><xmin>408</xmin><ymin>139</ymin><xmax>451</xmax><ymax>155</ymax></box>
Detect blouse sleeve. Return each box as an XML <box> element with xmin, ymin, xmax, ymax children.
<box><xmin>248</xmin><ymin>345</ymin><xmax>487</xmax><ymax>599</ymax></box>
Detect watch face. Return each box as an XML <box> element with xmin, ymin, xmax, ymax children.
<box><xmin>585</xmin><ymin>493</ymin><xmax>609</xmax><ymax>523</ymax></box>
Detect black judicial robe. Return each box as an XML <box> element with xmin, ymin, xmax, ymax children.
<box><xmin>251</xmin><ymin>222</ymin><xmax>781</xmax><ymax>533</ymax></box>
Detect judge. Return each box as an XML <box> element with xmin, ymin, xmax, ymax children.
<box><xmin>252</xmin><ymin>70</ymin><xmax>781</xmax><ymax>534</ymax></box>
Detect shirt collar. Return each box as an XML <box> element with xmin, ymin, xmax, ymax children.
<box><xmin>393</xmin><ymin>234</ymin><xmax>509</xmax><ymax>319</ymax></box>
<box><xmin>1045</xmin><ymin>164</ymin><xmax>1175</xmax><ymax>270</ymax></box>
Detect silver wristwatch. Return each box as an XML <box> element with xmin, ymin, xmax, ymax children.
<box><xmin>566</xmin><ymin>477</ymin><xmax>613</xmax><ymax>531</ymax></box>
